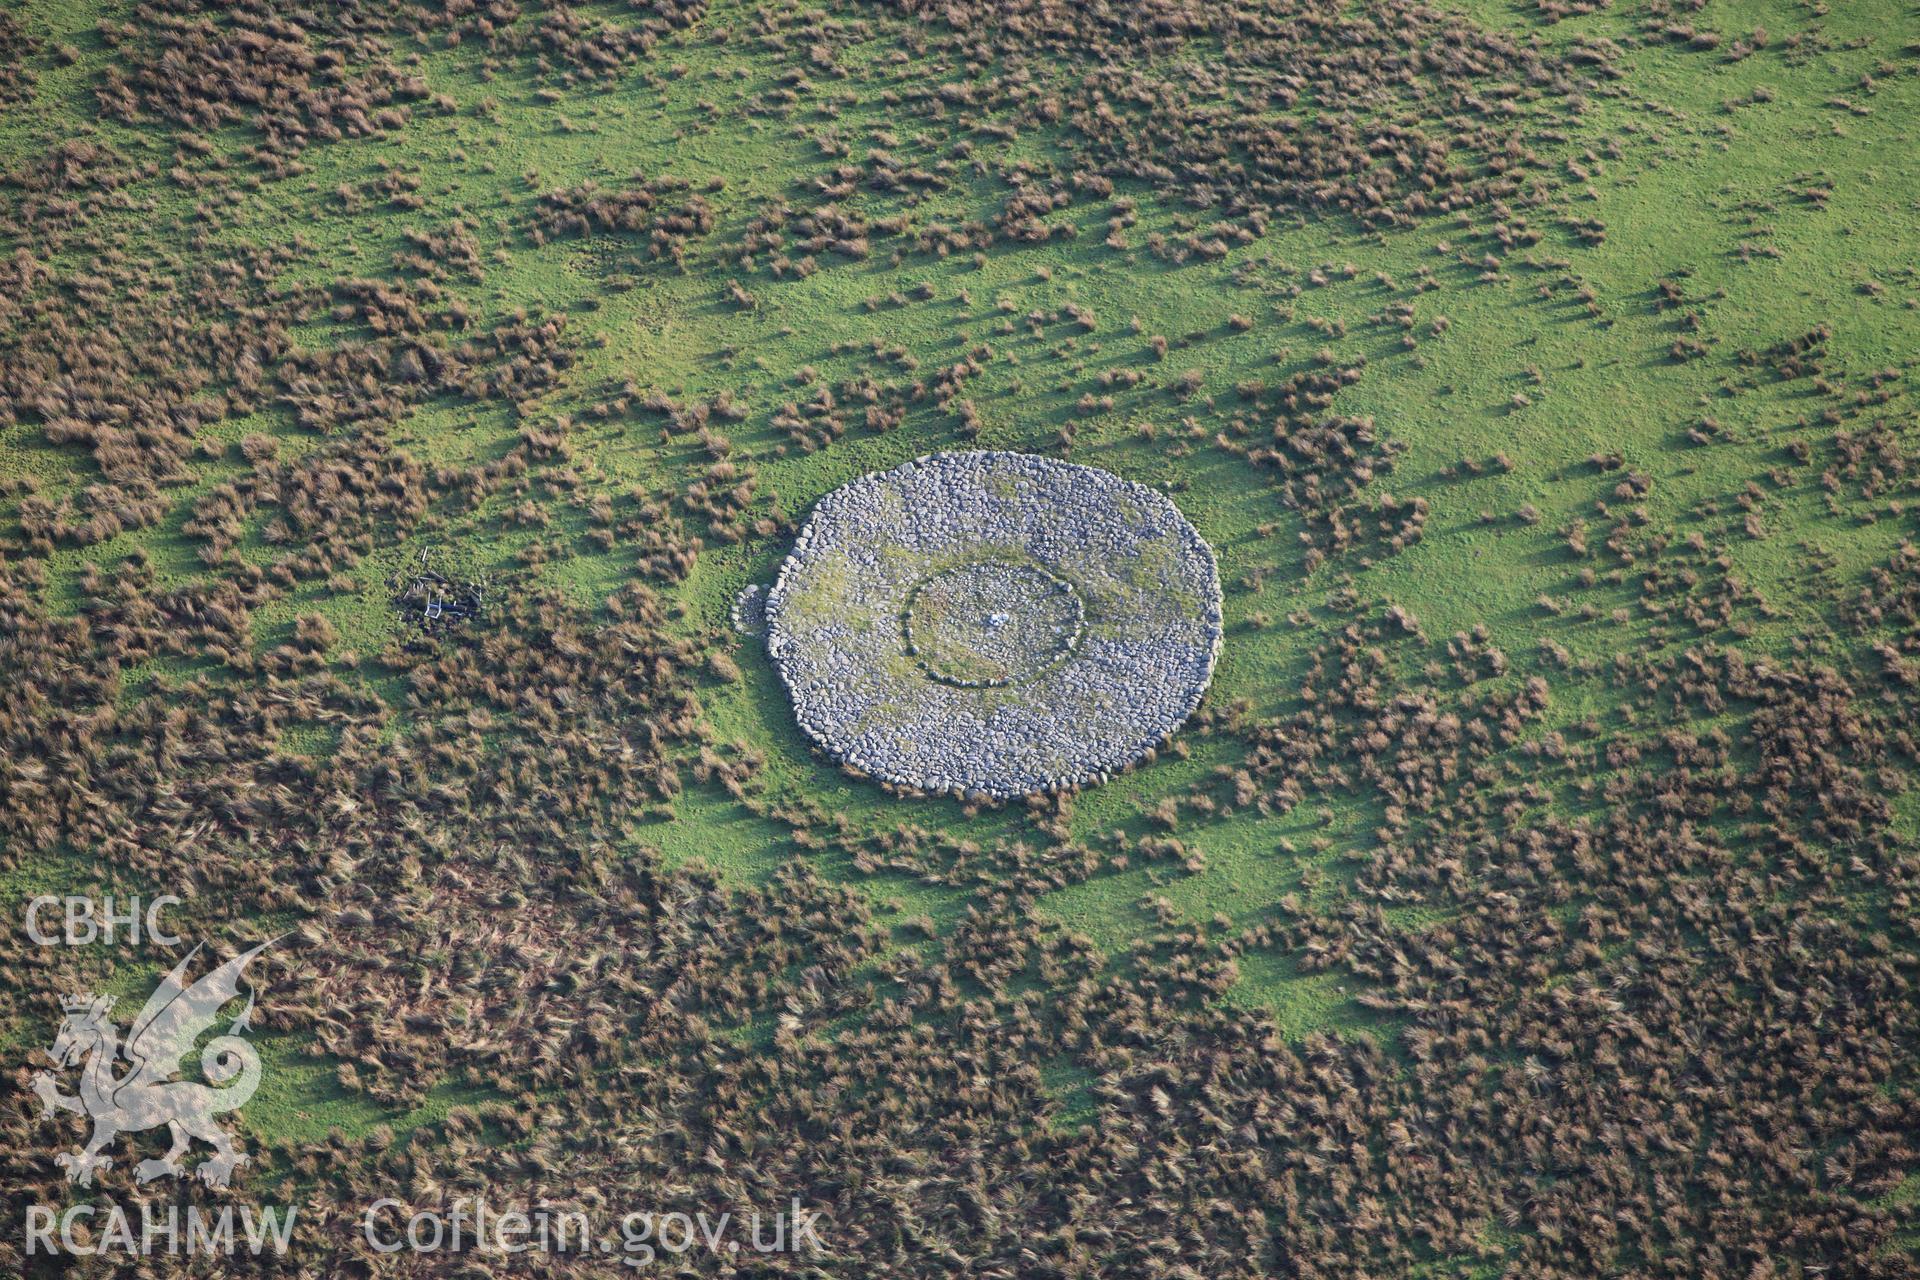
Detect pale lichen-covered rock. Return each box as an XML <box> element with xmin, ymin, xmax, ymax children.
<box><xmin>748</xmin><ymin>450</ymin><xmax>1222</xmax><ymax>799</ymax></box>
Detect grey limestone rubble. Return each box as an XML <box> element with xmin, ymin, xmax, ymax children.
<box><xmin>730</xmin><ymin>582</ymin><xmax>768</xmax><ymax>638</ymax></box>
<box><xmin>739</xmin><ymin>450</ymin><xmax>1223</xmax><ymax>800</ymax></box>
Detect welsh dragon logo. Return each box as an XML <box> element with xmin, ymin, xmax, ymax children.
<box><xmin>32</xmin><ymin>939</ymin><xmax>279</xmax><ymax>1188</ymax></box>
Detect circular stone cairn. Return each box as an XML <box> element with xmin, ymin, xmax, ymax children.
<box><xmin>753</xmin><ymin>451</ymin><xmax>1222</xmax><ymax>800</ymax></box>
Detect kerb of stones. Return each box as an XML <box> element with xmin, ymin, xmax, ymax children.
<box><xmin>748</xmin><ymin>451</ymin><xmax>1223</xmax><ymax>800</ymax></box>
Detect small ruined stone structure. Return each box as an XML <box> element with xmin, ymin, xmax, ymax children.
<box><xmin>742</xmin><ymin>451</ymin><xmax>1222</xmax><ymax>799</ymax></box>
<box><xmin>391</xmin><ymin>553</ymin><xmax>487</xmax><ymax>638</ymax></box>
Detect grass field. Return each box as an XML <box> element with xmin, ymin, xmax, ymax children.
<box><xmin>3</xmin><ymin>0</ymin><xmax>1919</xmax><ymax>1274</ymax></box>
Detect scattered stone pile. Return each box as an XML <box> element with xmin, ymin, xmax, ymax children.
<box><xmin>391</xmin><ymin>560</ymin><xmax>486</xmax><ymax>635</ymax></box>
<box><xmin>748</xmin><ymin>451</ymin><xmax>1222</xmax><ymax>799</ymax></box>
<box><xmin>730</xmin><ymin>582</ymin><xmax>767</xmax><ymax>637</ymax></box>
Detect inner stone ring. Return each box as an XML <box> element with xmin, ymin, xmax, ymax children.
<box><xmin>902</xmin><ymin>560</ymin><xmax>1087</xmax><ymax>688</ymax></box>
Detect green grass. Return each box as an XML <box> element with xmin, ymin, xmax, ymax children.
<box><xmin>5</xmin><ymin>0</ymin><xmax>1919</xmax><ymax>1156</ymax></box>
<box><xmin>242</xmin><ymin>1037</ymin><xmax>492</xmax><ymax>1148</ymax></box>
